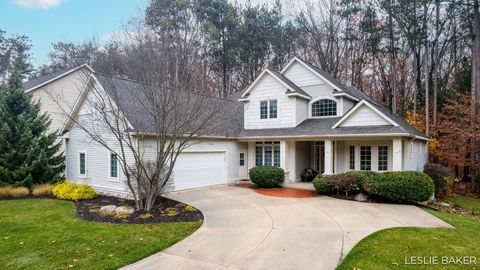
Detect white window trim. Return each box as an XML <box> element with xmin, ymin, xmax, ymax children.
<box><xmin>260</xmin><ymin>99</ymin><xmax>278</xmax><ymax>119</ymax></box>
<box><xmin>308</xmin><ymin>96</ymin><xmax>339</xmax><ymax>118</ymax></box>
<box><xmin>255</xmin><ymin>142</ymin><xmax>280</xmax><ymax>167</ymax></box>
<box><xmin>78</xmin><ymin>150</ymin><xmax>87</xmax><ymax>178</ymax></box>
<box><xmin>378</xmin><ymin>145</ymin><xmax>389</xmax><ymax>171</ymax></box>
<box><xmin>108</xmin><ymin>151</ymin><xmax>120</xmax><ymax>182</ymax></box>
<box><xmin>345</xmin><ymin>143</ymin><xmax>392</xmax><ymax>172</ymax></box>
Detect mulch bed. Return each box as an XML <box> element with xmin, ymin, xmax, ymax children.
<box><xmin>75</xmin><ymin>195</ymin><xmax>204</xmax><ymax>224</ymax></box>
<box><xmin>0</xmin><ymin>194</ymin><xmax>204</xmax><ymax>224</ymax></box>
<box><xmin>235</xmin><ymin>182</ymin><xmax>317</xmax><ymax>198</ymax></box>
<box><xmin>420</xmin><ymin>200</ymin><xmax>476</xmax><ymax>216</ymax></box>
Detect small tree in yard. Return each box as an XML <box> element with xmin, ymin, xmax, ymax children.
<box><xmin>56</xmin><ymin>33</ymin><xmax>224</xmax><ymax>211</ymax></box>
<box><xmin>0</xmin><ymin>86</ymin><xmax>64</xmax><ymax>187</ymax></box>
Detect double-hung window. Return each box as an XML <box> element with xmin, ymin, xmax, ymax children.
<box><xmin>360</xmin><ymin>146</ymin><xmax>371</xmax><ymax>171</ymax></box>
<box><xmin>378</xmin><ymin>146</ymin><xmax>388</xmax><ymax>171</ymax></box>
<box><xmin>260</xmin><ymin>100</ymin><xmax>277</xmax><ymax>119</ymax></box>
<box><xmin>79</xmin><ymin>151</ymin><xmax>86</xmax><ymax>177</ymax></box>
<box><xmin>255</xmin><ymin>142</ymin><xmax>280</xmax><ymax>167</ymax></box>
<box><xmin>109</xmin><ymin>153</ymin><xmax>118</xmax><ymax>179</ymax></box>
<box><xmin>349</xmin><ymin>146</ymin><xmax>355</xmax><ymax>170</ymax></box>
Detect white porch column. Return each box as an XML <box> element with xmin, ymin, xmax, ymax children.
<box><xmin>280</xmin><ymin>141</ymin><xmax>287</xmax><ymax>169</ymax></box>
<box><xmin>392</xmin><ymin>138</ymin><xmax>403</xmax><ymax>171</ymax></box>
<box><xmin>280</xmin><ymin>140</ymin><xmax>292</xmax><ymax>181</ymax></box>
<box><xmin>324</xmin><ymin>140</ymin><xmax>334</xmax><ymax>175</ymax></box>
<box><xmin>247</xmin><ymin>142</ymin><xmax>255</xmax><ymax>173</ymax></box>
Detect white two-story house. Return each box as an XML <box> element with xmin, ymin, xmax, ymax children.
<box><xmin>24</xmin><ymin>57</ymin><xmax>428</xmax><ymax>196</ymax></box>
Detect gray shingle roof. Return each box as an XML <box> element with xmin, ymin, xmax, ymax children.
<box><xmin>238</xmin><ymin>117</ymin><xmax>411</xmax><ymax>137</ymax></box>
<box><xmin>23</xmin><ymin>65</ymin><xmax>84</xmax><ymax>91</ymax></box>
<box><xmin>92</xmin><ymin>62</ymin><xmax>426</xmax><ymax>139</ymax></box>
<box><xmin>94</xmin><ymin>73</ymin><xmax>243</xmax><ymax>138</ymax></box>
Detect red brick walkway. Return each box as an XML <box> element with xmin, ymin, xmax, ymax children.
<box><xmin>235</xmin><ymin>182</ymin><xmax>317</xmax><ymax>198</ymax></box>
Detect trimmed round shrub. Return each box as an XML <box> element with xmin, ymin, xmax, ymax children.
<box><xmin>368</xmin><ymin>171</ymin><xmax>434</xmax><ymax>203</ymax></box>
<box><xmin>249</xmin><ymin>166</ymin><xmax>284</xmax><ymax>188</ymax></box>
<box><xmin>313</xmin><ymin>175</ymin><xmax>332</xmax><ymax>194</ymax></box>
<box><xmin>343</xmin><ymin>171</ymin><xmax>380</xmax><ymax>193</ymax></box>
<box><xmin>424</xmin><ymin>163</ymin><xmax>452</xmax><ymax>198</ymax></box>
<box><xmin>52</xmin><ymin>181</ymin><xmax>97</xmax><ymax>201</ymax></box>
<box><xmin>326</xmin><ymin>174</ymin><xmax>360</xmax><ymax>195</ymax></box>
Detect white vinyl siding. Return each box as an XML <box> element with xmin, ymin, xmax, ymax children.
<box><xmin>295</xmin><ymin>98</ymin><xmax>308</xmax><ymax>125</ymax></box>
<box><xmin>339</xmin><ymin>104</ymin><xmax>391</xmax><ymax>127</ymax></box>
<box><xmin>29</xmin><ymin>68</ymin><xmax>89</xmax><ymax>135</ymax></box>
<box><xmin>403</xmin><ymin>140</ymin><xmax>428</xmax><ymax>171</ymax></box>
<box><xmin>243</xmin><ymin>74</ymin><xmax>296</xmax><ymax>129</ymax></box>
<box><xmin>282</xmin><ymin>61</ymin><xmax>324</xmax><ymax>87</ymax></box>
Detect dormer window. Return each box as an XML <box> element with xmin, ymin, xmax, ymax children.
<box><xmin>260</xmin><ymin>100</ymin><xmax>277</xmax><ymax>119</ymax></box>
<box><xmin>311</xmin><ymin>99</ymin><xmax>337</xmax><ymax>117</ymax></box>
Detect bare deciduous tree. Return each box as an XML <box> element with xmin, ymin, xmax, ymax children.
<box><xmin>51</xmin><ymin>32</ymin><xmax>226</xmax><ymax>211</ymax></box>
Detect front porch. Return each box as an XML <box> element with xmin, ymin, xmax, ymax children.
<box><xmin>245</xmin><ymin>137</ymin><xmax>413</xmax><ymax>183</ymax></box>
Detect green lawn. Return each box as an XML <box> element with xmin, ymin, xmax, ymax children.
<box><xmin>449</xmin><ymin>195</ymin><xmax>480</xmax><ymax>214</ymax></box>
<box><xmin>338</xmin><ymin>196</ymin><xmax>480</xmax><ymax>270</ymax></box>
<box><xmin>0</xmin><ymin>199</ymin><xmax>201</xmax><ymax>270</ymax></box>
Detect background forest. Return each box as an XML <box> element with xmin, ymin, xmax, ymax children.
<box><xmin>1</xmin><ymin>0</ymin><xmax>479</xmax><ymax>185</ymax></box>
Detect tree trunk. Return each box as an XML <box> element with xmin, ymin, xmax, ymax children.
<box><xmin>413</xmin><ymin>53</ymin><xmax>418</xmax><ymax>122</ymax></box>
<box><xmin>425</xmin><ymin>44</ymin><xmax>429</xmax><ymax>136</ymax></box>
<box><xmin>473</xmin><ymin>0</ymin><xmax>480</xmax><ymax>111</ymax></box>
<box><xmin>433</xmin><ymin>0</ymin><xmax>439</xmax><ymax>125</ymax></box>
<box><xmin>389</xmin><ymin>0</ymin><xmax>397</xmax><ymax>114</ymax></box>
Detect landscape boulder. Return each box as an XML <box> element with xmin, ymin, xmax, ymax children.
<box><xmin>99</xmin><ymin>205</ymin><xmax>117</xmax><ymax>215</ymax></box>
<box><xmin>115</xmin><ymin>206</ymin><xmax>135</xmax><ymax>215</ymax></box>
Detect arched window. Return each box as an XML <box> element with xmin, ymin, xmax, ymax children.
<box><xmin>311</xmin><ymin>99</ymin><xmax>337</xmax><ymax>117</ymax></box>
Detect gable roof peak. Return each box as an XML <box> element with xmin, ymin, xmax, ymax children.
<box><xmin>24</xmin><ymin>63</ymin><xmax>94</xmax><ymax>92</ymax></box>
<box><xmin>240</xmin><ymin>68</ymin><xmax>311</xmax><ymax>100</ymax></box>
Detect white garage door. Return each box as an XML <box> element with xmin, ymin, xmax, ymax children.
<box><xmin>173</xmin><ymin>152</ymin><xmax>226</xmax><ymax>191</ymax></box>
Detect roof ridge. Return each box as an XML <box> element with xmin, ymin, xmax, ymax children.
<box><xmin>93</xmin><ymin>72</ymin><xmax>234</xmax><ymax>102</ymax></box>
<box><xmin>24</xmin><ymin>64</ymin><xmax>92</xmax><ymax>92</ymax></box>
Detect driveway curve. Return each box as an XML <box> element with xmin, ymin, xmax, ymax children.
<box><xmin>122</xmin><ymin>185</ymin><xmax>452</xmax><ymax>270</ymax></box>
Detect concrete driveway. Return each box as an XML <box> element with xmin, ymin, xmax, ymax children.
<box><xmin>122</xmin><ymin>185</ymin><xmax>452</xmax><ymax>270</ymax></box>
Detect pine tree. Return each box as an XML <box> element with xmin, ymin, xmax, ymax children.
<box><xmin>0</xmin><ymin>85</ymin><xmax>64</xmax><ymax>187</ymax></box>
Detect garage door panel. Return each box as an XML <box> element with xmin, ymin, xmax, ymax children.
<box><xmin>173</xmin><ymin>152</ymin><xmax>226</xmax><ymax>191</ymax></box>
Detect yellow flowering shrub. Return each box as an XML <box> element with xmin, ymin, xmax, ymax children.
<box><xmin>52</xmin><ymin>181</ymin><xmax>96</xmax><ymax>201</ymax></box>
